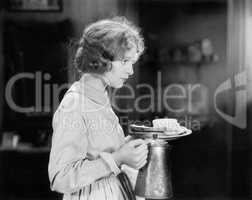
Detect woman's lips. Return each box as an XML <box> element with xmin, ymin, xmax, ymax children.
<box><xmin>121</xmin><ymin>78</ymin><xmax>128</xmax><ymax>82</ymax></box>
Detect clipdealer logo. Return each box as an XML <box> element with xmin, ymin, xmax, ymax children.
<box><xmin>214</xmin><ymin>71</ymin><xmax>247</xmax><ymax>129</ymax></box>
<box><xmin>4</xmin><ymin>70</ymin><xmax>247</xmax><ymax>130</ymax></box>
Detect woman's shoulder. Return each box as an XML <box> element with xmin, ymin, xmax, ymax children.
<box><xmin>57</xmin><ymin>82</ymin><xmax>99</xmax><ymax>114</ymax></box>
<box><xmin>57</xmin><ymin>82</ymin><xmax>81</xmax><ymax>110</ymax></box>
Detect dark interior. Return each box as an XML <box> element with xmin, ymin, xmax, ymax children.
<box><xmin>0</xmin><ymin>0</ymin><xmax>251</xmax><ymax>200</ymax></box>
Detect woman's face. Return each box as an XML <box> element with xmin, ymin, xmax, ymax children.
<box><xmin>103</xmin><ymin>47</ymin><xmax>138</xmax><ymax>88</ymax></box>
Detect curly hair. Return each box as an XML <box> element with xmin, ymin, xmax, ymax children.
<box><xmin>74</xmin><ymin>17</ymin><xmax>145</xmax><ymax>76</ymax></box>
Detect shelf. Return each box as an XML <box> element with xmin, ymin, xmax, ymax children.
<box><xmin>0</xmin><ymin>145</ymin><xmax>50</xmax><ymax>153</ymax></box>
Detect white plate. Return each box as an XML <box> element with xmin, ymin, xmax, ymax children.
<box><xmin>129</xmin><ymin>126</ymin><xmax>192</xmax><ymax>140</ymax></box>
<box><xmin>163</xmin><ymin>126</ymin><xmax>188</xmax><ymax>136</ymax></box>
<box><xmin>159</xmin><ymin>129</ymin><xmax>192</xmax><ymax>139</ymax></box>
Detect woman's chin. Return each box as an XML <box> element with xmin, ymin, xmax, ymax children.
<box><xmin>110</xmin><ymin>81</ymin><xmax>124</xmax><ymax>88</ymax></box>
<box><xmin>113</xmin><ymin>84</ymin><xmax>123</xmax><ymax>88</ymax></box>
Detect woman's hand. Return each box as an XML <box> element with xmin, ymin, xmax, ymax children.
<box><xmin>113</xmin><ymin>139</ymin><xmax>148</xmax><ymax>169</ymax></box>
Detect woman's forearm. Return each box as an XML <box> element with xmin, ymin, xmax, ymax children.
<box><xmin>49</xmin><ymin>152</ymin><xmax>120</xmax><ymax>194</ymax></box>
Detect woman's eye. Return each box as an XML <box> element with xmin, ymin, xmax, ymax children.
<box><xmin>122</xmin><ymin>59</ymin><xmax>129</xmax><ymax>64</ymax></box>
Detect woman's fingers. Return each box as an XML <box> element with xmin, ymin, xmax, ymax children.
<box><xmin>134</xmin><ymin>143</ymin><xmax>148</xmax><ymax>154</ymax></box>
<box><xmin>124</xmin><ymin>135</ymin><xmax>133</xmax><ymax>143</ymax></box>
<box><xmin>136</xmin><ymin>158</ymin><xmax>147</xmax><ymax>169</ymax></box>
<box><xmin>144</xmin><ymin>139</ymin><xmax>152</xmax><ymax>145</ymax></box>
<box><xmin>128</xmin><ymin>139</ymin><xmax>145</xmax><ymax>148</ymax></box>
<box><xmin>139</xmin><ymin>152</ymin><xmax>148</xmax><ymax>162</ymax></box>
<box><xmin>137</xmin><ymin>147</ymin><xmax>148</xmax><ymax>157</ymax></box>
<box><xmin>134</xmin><ymin>148</ymin><xmax>148</xmax><ymax>165</ymax></box>
<box><xmin>118</xmin><ymin>138</ymin><xmax>149</xmax><ymax>169</ymax></box>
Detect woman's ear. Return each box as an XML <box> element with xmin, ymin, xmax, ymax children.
<box><xmin>107</xmin><ymin>61</ymin><xmax>113</xmax><ymax>71</ymax></box>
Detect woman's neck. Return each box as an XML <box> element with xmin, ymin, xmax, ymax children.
<box><xmin>80</xmin><ymin>73</ymin><xmax>108</xmax><ymax>92</ymax></box>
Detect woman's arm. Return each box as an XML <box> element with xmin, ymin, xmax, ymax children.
<box><xmin>48</xmin><ymin>95</ymin><xmax>120</xmax><ymax>194</ymax></box>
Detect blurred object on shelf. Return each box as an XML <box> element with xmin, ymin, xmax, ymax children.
<box><xmin>1</xmin><ymin>131</ymin><xmax>19</xmax><ymax>148</ymax></box>
<box><xmin>188</xmin><ymin>42</ymin><xmax>202</xmax><ymax>63</ymax></box>
<box><xmin>7</xmin><ymin>0</ymin><xmax>62</xmax><ymax>12</ymax></box>
<box><xmin>201</xmin><ymin>38</ymin><xmax>213</xmax><ymax>59</ymax></box>
<box><xmin>172</xmin><ymin>47</ymin><xmax>184</xmax><ymax>63</ymax></box>
<box><xmin>212</xmin><ymin>54</ymin><xmax>220</xmax><ymax>62</ymax></box>
<box><xmin>158</xmin><ymin>38</ymin><xmax>219</xmax><ymax>65</ymax></box>
<box><xmin>34</xmin><ymin>129</ymin><xmax>51</xmax><ymax>147</ymax></box>
<box><xmin>159</xmin><ymin>47</ymin><xmax>170</xmax><ymax>65</ymax></box>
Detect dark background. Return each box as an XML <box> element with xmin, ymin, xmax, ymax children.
<box><xmin>0</xmin><ymin>0</ymin><xmax>251</xmax><ymax>200</ymax></box>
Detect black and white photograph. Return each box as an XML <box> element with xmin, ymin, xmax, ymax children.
<box><xmin>0</xmin><ymin>0</ymin><xmax>251</xmax><ymax>200</ymax></box>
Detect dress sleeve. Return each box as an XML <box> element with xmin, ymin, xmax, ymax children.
<box><xmin>48</xmin><ymin>93</ymin><xmax>120</xmax><ymax>194</ymax></box>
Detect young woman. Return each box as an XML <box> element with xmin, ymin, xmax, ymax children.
<box><xmin>48</xmin><ymin>17</ymin><xmax>148</xmax><ymax>200</ymax></box>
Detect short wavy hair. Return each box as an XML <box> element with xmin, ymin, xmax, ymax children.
<box><xmin>74</xmin><ymin>17</ymin><xmax>145</xmax><ymax>76</ymax></box>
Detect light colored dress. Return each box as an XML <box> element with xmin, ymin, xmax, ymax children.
<box><xmin>48</xmin><ymin>75</ymin><xmax>143</xmax><ymax>200</ymax></box>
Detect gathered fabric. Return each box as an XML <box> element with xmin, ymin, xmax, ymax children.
<box><xmin>62</xmin><ymin>174</ymin><xmax>126</xmax><ymax>200</ymax></box>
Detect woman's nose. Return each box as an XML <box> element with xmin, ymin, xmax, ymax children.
<box><xmin>126</xmin><ymin>64</ymin><xmax>134</xmax><ymax>76</ymax></box>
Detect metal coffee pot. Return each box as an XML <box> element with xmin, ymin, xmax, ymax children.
<box><xmin>135</xmin><ymin>139</ymin><xmax>173</xmax><ymax>199</ymax></box>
